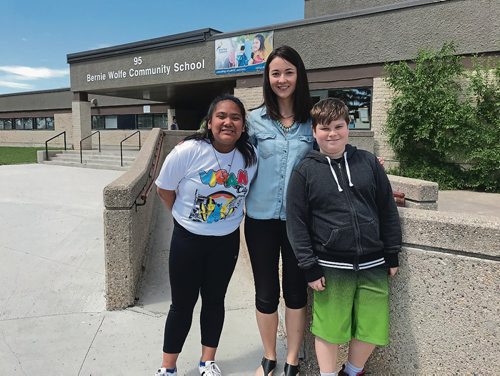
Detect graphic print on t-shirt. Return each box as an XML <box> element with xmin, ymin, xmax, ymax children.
<box><xmin>189</xmin><ymin>168</ymin><xmax>249</xmax><ymax>223</ymax></box>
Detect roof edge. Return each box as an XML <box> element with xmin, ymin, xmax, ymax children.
<box><xmin>67</xmin><ymin>28</ymin><xmax>222</xmax><ymax>64</ymax></box>
<box><xmin>0</xmin><ymin>87</ymin><xmax>71</xmax><ymax>98</ymax></box>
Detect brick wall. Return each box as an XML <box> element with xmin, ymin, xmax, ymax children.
<box><xmin>371</xmin><ymin>77</ymin><xmax>397</xmax><ymax>166</ymax></box>
<box><xmin>234</xmin><ymin>87</ymin><xmax>263</xmax><ymax>112</ymax></box>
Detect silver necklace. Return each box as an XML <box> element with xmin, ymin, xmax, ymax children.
<box><xmin>277</xmin><ymin>118</ymin><xmax>296</xmax><ymax>134</ymax></box>
<box><xmin>211</xmin><ymin>143</ymin><xmax>236</xmax><ymax>173</ymax></box>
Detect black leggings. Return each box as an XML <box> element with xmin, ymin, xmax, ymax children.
<box><xmin>244</xmin><ymin>216</ymin><xmax>307</xmax><ymax>314</ymax></box>
<box><xmin>163</xmin><ymin>221</ymin><xmax>239</xmax><ymax>354</ymax></box>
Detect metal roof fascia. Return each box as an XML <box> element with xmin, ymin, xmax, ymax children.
<box><xmin>67</xmin><ymin>28</ymin><xmax>222</xmax><ymax>64</ymax></box>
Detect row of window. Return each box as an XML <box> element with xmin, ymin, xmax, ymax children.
<box><xmin>0</xmin><ymin>117</ymin><xmax>55</xmax><ymax>130</ymax></box>
<box><xmin>0</xmin><ymin>114</ymin><xmax>168</xmax><ymax>131</ymax></box>
<box><xmin>92</xmin><ymin>114</ymin><xmax>168</xmax><ymax>130</ymax></box>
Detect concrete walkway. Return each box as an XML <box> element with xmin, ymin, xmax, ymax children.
<box><xmin>0</xmin><ymin>164</ymin><xmax>284</xmax><ymax>376</ymax></box>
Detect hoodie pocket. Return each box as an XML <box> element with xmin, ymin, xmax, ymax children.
<box><xmin>359</xmin><ymin>219</ymin><xmax>383</xmax><ymax>251</ymax></box>
<box><xmin>256</xmin><ymin>133</ymin><xmax>276</xmax><ymax>159</ymax></box>
<box><xmin>322</xmin><ymin>226</ymin><xmax>356</xmax><ymax>251</ymax></box>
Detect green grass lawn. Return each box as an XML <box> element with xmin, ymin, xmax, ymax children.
<box><xmin>0</xmin><ymin>147</ymin><xmax>60</xmax><ymax>165</ymax></box>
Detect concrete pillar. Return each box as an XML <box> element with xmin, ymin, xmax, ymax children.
<box><xmin>72</xmin><ymin>92</ymin><xmax>92</xmax><ymax>150</ymax></box>
<box><xmin>167</xmin><ymin>108</ymin><xmax>176</xmax><ymax>130</ymax></box>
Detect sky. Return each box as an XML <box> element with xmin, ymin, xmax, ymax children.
<box><xmin>0</xmin><ymin>0</ymin><xmax>304</xmax><ymax>95</ymax></box>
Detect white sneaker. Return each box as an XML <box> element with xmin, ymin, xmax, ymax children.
<box><xmin>199</xmin><ymin>360</ymin><xmax>222</xmax><ymax>376</ymax></box>
<box><xmin>155</xmin><ymin>367</ymin><xmax>177</xmax><ymax>376</ymax></box>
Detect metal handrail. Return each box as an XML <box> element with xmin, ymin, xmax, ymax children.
<box><xmin>45</xmin><ymin>131</ymin><xmax>67</xmax><ymax>160</ymax></box>
<box><xmin>80</xmin><ymin>131</ymin><xmax>100</xmax><ymax>163</ymax></box>
<box><xmin>120</xmin><ymin>131</ymin><xmax>141</xmax><ymax>167</ymax></box>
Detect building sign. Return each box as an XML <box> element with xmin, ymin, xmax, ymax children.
<box><xmin>215</xmin><ymin>31</ymin><xmax>273</xmax><ymax>75</ymax></box>
<box><xmin>85</xmin><ymin>56</ymin><xmax>206</xmax><ymax>84</ymax></box>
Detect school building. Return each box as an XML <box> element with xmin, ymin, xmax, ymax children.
<box><xmin>0</xmin><ymin>0</ymin><xmax>498</xmax><ymax>161</ymax></box>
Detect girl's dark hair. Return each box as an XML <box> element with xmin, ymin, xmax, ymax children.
<box><xmin>185</xmin><ymin>95</ymin><xmax>257</xmax><ymax>167</ymax></box>
<box><xmin>254</xmin><ymin>34</ymin><xmax>265</xmax><ymax>52</ymax></box>
<box><xmin>262</xmin><ymin>45</ymin><xmax>312</xmax><ymax>124</ymax></box>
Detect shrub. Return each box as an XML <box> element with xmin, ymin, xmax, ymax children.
<box><xmin>384</xmin><ymin>43</ymin><xmax>500</xmax><ymax>192</ymax></box>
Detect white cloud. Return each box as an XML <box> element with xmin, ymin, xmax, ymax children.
<box><xmin>2</xmin><ymin>74</ymin><xmax>37</xmax><ymax>81</ymax></box>
<box><xmin>0</xmin><ymin>80</ymin><xmax>33</xmax><ymax>89</ymax></box>
<box><xmin>0</xmin><ymin>66</ymin><xmax>69</xmax><ymax>79</ymax></box>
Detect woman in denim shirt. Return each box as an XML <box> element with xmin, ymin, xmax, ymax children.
<box><xmin>245</xmin><ymin>45</ymin><xmax>313</xmax><ymax>376</ymax></box>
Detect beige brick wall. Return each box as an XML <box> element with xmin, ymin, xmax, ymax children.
<box><xmin>55</xmin><ymin>113</ymin><xmax>73</xmax><ymax>147</ymax></box>
<box><xmin>98</xmin><ymin>129</ymin><xmax>153</xmax><ymax>147</ymax></box>
<box><xmin>234</xmin><ymin>87</ymin><xmax>263</xmax><ymax>112</ymax></box>
<box><xmin>371</xmin><ymin>77</ymin><xmax>397</xmax><ymax>165</ymax></box>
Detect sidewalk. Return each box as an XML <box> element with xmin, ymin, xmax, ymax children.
<box><xmin>0</xmin><ymin>164</ymin><xmax>284</xmax><ymax>376</ymax></box>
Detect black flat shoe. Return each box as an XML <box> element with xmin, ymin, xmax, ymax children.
<box><xmin>261</xmin><ymin>357</ymin><xmax>277</xmax><ymax>376</ymax></box>
<box><xmin>283</xmin><ymin>362</ymin><xmax>299</xmax><ymax>376</ymax></box>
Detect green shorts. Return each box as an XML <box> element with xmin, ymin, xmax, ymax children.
<box><xmin>311</xmin><ymin>265</ymin><xmax>390</xmax><ymax>346</ymax></box>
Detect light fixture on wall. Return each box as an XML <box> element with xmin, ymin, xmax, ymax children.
<box><xmin>90</xmin><ymin>98</ymin><xmax>98</xmax><ymax>106</ymax></box>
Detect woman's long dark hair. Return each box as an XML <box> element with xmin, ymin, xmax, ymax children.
<box><xmin>185</xmin><ymin>95</ymin><xmax>257</xmax><ymax>168</ymax></box>
<box><xmin>262</xmin><ymin>45</ymin><xmax>312</xmax><ymax>124</ymax></box>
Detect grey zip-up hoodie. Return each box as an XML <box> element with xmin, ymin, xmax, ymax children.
<box><xmin>286</xmin><ymin>145</ymin><xmax>402</xmax><ymax>282</ymax></box>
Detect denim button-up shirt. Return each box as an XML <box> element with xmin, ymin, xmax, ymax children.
<box><xmin>245</xmin><ymin>106</ymin><xmax>314</xmax><ymax>220</ymax></box>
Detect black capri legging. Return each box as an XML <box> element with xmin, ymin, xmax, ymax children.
<box><xmin>163</xmin><ymin>220</ymin><xmax>239</xmax><ymax>354</ymax></box>
<box><xmin>244</xmin><ymin>216</ymin><xmax>307</xmax><ymax>314</ymax></box>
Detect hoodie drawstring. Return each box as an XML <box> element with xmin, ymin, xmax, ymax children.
<box><xmin>343</xmin><ymin>151</ymin><xmax>354</xmax><ymax>187</ymax></box>
<box><xmin>326</xmin><ymin>156</ymin><xmax>343</xmax><ymax>192</ymax></box>
<box><xmin>326</xmin><ymin>153</ymin><xmax>354</xmax><ymax>192</ymax></box>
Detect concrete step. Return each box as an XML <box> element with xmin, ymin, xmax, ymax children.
<box><xmin>41</xmin><ymin>160</ymin><xmax>128</xmax><ymax>171</ymax></box>
<box><xmin>53</xmin><ymin>153</ymin><xmax>136</xmax><ymax>163</ymax></box>
<box><xmin>60</xmin><ymin>149</ymin><xmax>140</xmax><ymax>157</ymax></box>
<box><xmin>49</xmin><ymin>158</ymin><xmax>133</xmax><ymax>168</ymax></box>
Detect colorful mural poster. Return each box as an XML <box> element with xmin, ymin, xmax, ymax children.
<box><xmin>214</xmin><ymin>31</ymin><xmax>274</xmax><ymax>75</ymax></box>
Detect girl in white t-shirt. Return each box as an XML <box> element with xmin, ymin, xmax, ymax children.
<box><xmin>154</xmin><ymin>95</ymin><xmax>257</xmax><ymax>376</ymax></box>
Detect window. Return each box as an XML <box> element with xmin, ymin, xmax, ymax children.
<box><xmin>117</xmin><ymin>115</ymin><xmax>135</xmax><ymax>130</ymax></box>
<box><xmin>0</xmin><ymin>119</ymin><xmax>13</xmax><ymax>130</ymax></box>
<box><xmin>153</xmin><ymin>114</ymin><xmax>167</xmax><ymax>128</ymax></box>
<box><xmin>36</xmin><ymin>117</ymin><xmax>46</xmax><ymax>129</ymax></box>
<box><xmin>137</xmin><ymin>114</ymin><xmax>153</xmax><ymax>129</ymax></box>
<box><xmin>35</xmin><ymin>117</ymin><xmax>54</xmax><ymax>130</ymax></box>
<box><xmin>23</xmin><ymin>118</ymin><xmax>33</xmax><ymax>130</ymax></box>
<box><xmin>92</xmin><ymin>113</ymin><xmax>168</xmax><ymax>130</ymax></box>
<box><xmin>46</xmin><ymin>117</ymin><xmax>54</xmax><ymax>130</ymax></box>
<box><xmin>92</xmin><ymin>116</ymin><xmax>105</xmax><ymax>129</ymax></box>
<box><xmin>0</xmin><ymin>117</ymin><xmax>54</xmax><ymax>130</ymax></box>
<box><xmin>311</xmin><ymin>87</ymin><xmax>372</xmax><ymax>129</ymax></box>
<box><xmin>105</xmin><ymin>116</ymin><xmax>118</xmax><ymax>129</ymax></box>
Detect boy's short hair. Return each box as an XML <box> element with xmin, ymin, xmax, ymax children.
<box><xmin>311</xmin><ymin>98</ymin><xmax>350</xmax><ymax>128</ymax></box>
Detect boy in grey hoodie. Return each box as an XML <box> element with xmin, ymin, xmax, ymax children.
<box><xmin>286</xmin><ymin>98</ymin><xmax>401</xmax><ymax>376</ymax></box>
